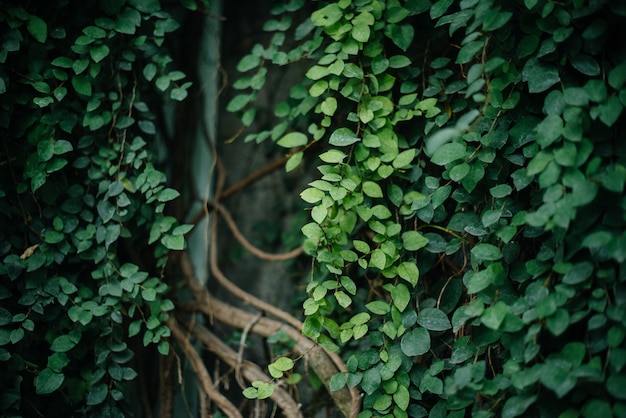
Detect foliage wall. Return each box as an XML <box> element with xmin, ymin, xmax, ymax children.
<box><xmin>0</xmin><ymin>0</ymin><xmax>200</xmax><ymax>416</ymax></box>
<box><xmin>228</xmin><ymin>0</ymin><xmax>626</xmax><ymax>416</ymax></box>
<box><xmin>3</xmin><ymin>0</ymin><xmax>626</xmax><ymax>417</ymax></box>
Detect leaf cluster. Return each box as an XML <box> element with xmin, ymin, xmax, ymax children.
<box><xmin>0</xmin><ymin>0</ymin><xmax>198</xmax><ymax>416</ymax></box>
<box><xmin>229</xmin><ymin>0</ymin><xmax>626</xmax><ymax>416</ymax></box>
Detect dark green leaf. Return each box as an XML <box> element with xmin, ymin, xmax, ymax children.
<box><xmin>502</xmin><ymin>395</ymin><xmax>538</xmax><ymax>418</ymax></box>
<box><xmin>71</xmin><ymin>75</ymin><xmax>92</xmax><ymax>96</ymax></box>
<box><xmin>562</xmin><ymin>262</ymin><xmax>593</xmax><ymax>285</ymax></box>
<box><xmin>86</xmin><ymin>383</ymin><xmax>108</xmax><ymax>405</ymax></box>
<box><xmin>540</xmin><ymin>362</ymin><xmax>576</xmax><ymax>398</ymax></box>
<box><xmin>51</xmin><ymin>335</ymin><xmax>78</xmax><ymax>352</ymax></box>
<box><xmin>570</xmin><ymin>53</ymin><xmax>600</xmax><ymax>76</ymax></box>
<box><xmin>471</xmin><ymin>243</ymin><xmax>502</xmax><ymax>261</ymax></box>
<box><xmin>430</xmin><ymin>0</ymin><xmax>454</xmax><ymax>18</ymax></box>
<box><xmin>90</xmin><ymin>45</ymin><xmax>110</xmax><ymax>63</ymax></box>
<box><xmin>607</xmin><ymin>374</ymin><xmax>626</xmax><ymax>400</ymax></box>
<box><xmin>400</xmin><ymin>327</ymin><xmax>430</xmax><ymax>356</ymax></box>
<box><xmin>35</xmin><ymin>368</ymin><xmax>64</xmax><ymax>394</ymax></box>
<box><xmin>522</xmin><ymin>58</ymin><xmax>560</xmax><ymax>93</ymax></box>
<box><xmin>27</xmin><ymin>15</ymin><xmax>47</xmax><ymax>43</ymax></box>
<box><xmin>431</xmin><ymin>142</ymin><xmax>466</xmax><ymax>166</ymax></box>
<box><xmin>417</xmin><ymin>308</ymin><xmax>451</xmax><ymax>331</ymax></box>
<box><xmin>385</xmin><ymin>23</ymin><xmax>414</xmax><ymax>51</ymax></box>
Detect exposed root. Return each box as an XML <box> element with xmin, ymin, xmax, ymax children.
<box><xmin>169</xmin><ymin>318</ymin><xmax>243</xmax><ymax>418</ymax></box>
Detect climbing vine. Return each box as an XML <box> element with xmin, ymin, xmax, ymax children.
<box><xmin>229</xmin><ymin>0</ymin><xmax>626</xmax><ymax>416</ymax></box>
<box><xmin>0</xmin><ymin>0</ymin><xmax>198</xmax><ymax>416</ymax></box>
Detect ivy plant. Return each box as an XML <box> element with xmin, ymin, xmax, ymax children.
<box><xmin>229</xmin><ymin>0</ymin><xmax>626</xmax><ymax>416</ymax></box>
<box><xmin>0</xmin><ymin>0</ymin><xmax>198</xmax><ymax>416</ymax></box>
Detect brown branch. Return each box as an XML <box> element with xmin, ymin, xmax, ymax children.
<box><xmin>221</xmin><ymin>155</ymin><xmax>289</xmax><ymax>200</ymax></box>
<box><xmin>186</xmin><ymin>319</ymin><xmax>304</xmax><ymax>418</ymax></box>
<box><xmin>179</xmin><ymin>227</ymin><xmax>362</xmax><ymax>417</ymax></box>
<box><xmin>178</xmin><ymin>154</ymin><xmax>361</xmax><ymax>415</ymax></box>
<box><xmin>169</xmin><ymin>318</ymin><xmax>243</xmax><ymax>418</ymax></box>
<box><xmin>211</xmin><ymin>200</ymin><xmax>303</xmax><ymax>261</ymax></box>
<box><xmin>177</xmin><ymin>289</ymin><xmax>358</xmax><ymax>417</ymax></box>
<box><xmin>207</xmin><ymin>210</ymin><xmax>305</xmax><ymax>330</ymax></box>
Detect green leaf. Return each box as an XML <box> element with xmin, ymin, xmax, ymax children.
<box><xmin>373</xmin><ymin>394</ymin><xmax>392</xmax><ymax>411</ymax></box>
<box><xmin>272</xmin><ymin>356</ymin><xmax>294</xmax><ymax>371</ymax></box>
<box><xmin>311</xmin><ymin>3</ymin><xmax>343</xmax><ymax>27</ymax></box>
<box><xmin>254</xmin><ymin>381</ymin><xmax>275</xmax><ymax>399</ymax></box>
<box><xmin>481</xmin><ymin>301</ymin><xmax>509</xmax><ymax>330</ymax></box>
<box><xmin>417</xmin><ymin>308</ymin><xmax>451</xmax><ymax>331</ymax></box>
<box><xmin>329</xmin><ymin>372</ymin><xmax>347</xmax><ymax>392</ymax></box>
<box><xmin>490</xmin><ymin>184</ymin><xmax>512</xmax><ymax>198</ymax></box>
<box><xmin>157</xmin><ymin>188</ymin><xmax>180</xmax><ymax>202</ymax></box>
<box><xmin>35</xmin><ymin>368</ymin><xmax>64</xmax><ymax>394</ymax></box>
<box><xmin>352</xmin><ymin>23</ymin><xmax>370</xmax><ymax>43</ymax></box>
<box><xmin>562</xmin><ymin>262</ymin><xmax>593</xmax><ymax>285</ymax></box>
<box><xmin>27</xmin><ymin>15</ymin><xmax>47</xmax><ymax>43</ymax></box>
<box><xmin>286</xmin><ymin>152</ymin><xmax>303</xmax><ymax>172</ymax></box>
<box><xmin>607</xmin><ymin>374</ymin><xmax>626</xmax><ymax>400</ymax></box>
<box><xmin>391</xmin><ymin>283</ymin><xmax>411</xmax><ymax>312</ymax></box>
<box><xmin>161</xmin><ymin>235</ymin><xmax>184</xmax><ymax>250</ymax></box>
<box><xmin>170</xmin><ymin>87</ymin><xmax>188</xmax><ymax>101</ymax></box>
<box><xmin>370</xmin><ymin>248</ymin><xmax>386</xmax><ymax>270</ymax></box>
<box><xmin>598</xmin><ymin>96</ymin><xmax>623</xmax><ymax>127</ymax></box>
<box><xmin>128</xmin><ymin>321</ymin><xmax>142</xmax><ymax>338</ymax></box>
<box><xmin>141</xmin><ymin>288</ymin><xmax>157</xmax><ymax>302</ymax></box>
<box><xmin>90</xmin><ymin>44</ymin><xmax>110</xmax><ymax>63</ymax></box>
<box><xmin>306</xmin><ymin>65</ymin><xmax>330</xmax><ymax>80</ymax></box>
<box><xmin>38</xmin><ymin>139</ymin><xmax>54</xmax><ymax>161</ymax></box>
<box><xmin>431</xmin><ymin>142</ymin><xmax>466</xmax><ymax>166</ymax></box>
<box><xmin>430</xmin><ymin>0</ymin><xmax>454</xmax><ymax>18</ymax></box>
<box><xmin>329</xmin><ymin>127</ymin><xmax>360</xmax><ymax>146</ymax></box>
<box><xmin>502</xmin><ymin>394</ymin><xmax>538</xmax><ymax>418</ymax></box>
<box><xmin>463</xmin><ymin>263</ymin><xmax>504</xmax><ymax>294</ymax></box>
<box><xmin>242</xmin><ymin>387</ymin><xmax>259</xmax><ymax>399</ymax></box>
<box><xmin>52</xmin><ymin>56</ymin><xmax>74</xmax><ymax>68</ymax></box>
<box><xmin>535</xmin><ymin>115</ymin><xmax>563</xmax><ymax>148</ymax></box>
<box><xmin>400</xmin><ymin>327</ymin><xmax>430</xmax><ymax>356</ymax></box>
<box><xmin>277</xmin><ymin>132</ymin><xmax>307</xmax><ymax>148</ymax></box>
<box><xmin>609</xmin><ymin>61</ymin><xmax>626</xmax><ymax>89</ymax></box>
<box><xmin>335</xmin><ymin>291</ymin><xmax>352</xmax><ymax>308</ymax></box>
<box><xmin>402</xmin><ymin>231</ymin><xmax>428</xmax><ymax>251</ymax></box>
<box><xmin>53</xmin><ymin>140</ymin><xmax>73</xmax><ymax>155</ymax></box>
<box><xmin>319</xmin><ymin>149</ymin><xmax>346</xmax><ymax>163</ymax></box>
<box><xmin>539</xmin><ymin>362</ymin><xmax>576</xmax><ymax>398</ymax></box>
<box><xmin>385</xmin><ymin>23</ymin><xmax>414</xmax><ymax>51</ymax></box>
<box><xmin>226</xmin><ymin>93</ymin><xmax>252</xmax><ymax>112</ymax></box>
<box><xmin>471</xmin><ymin>243</ymin><xmax>502</xmax><ymax>261</ymax></box>
<box><xmin>456</xmin><ymin>40</ymin><xmax>484</xmax><ymax>64</ymax></box>
<box><xmin>51</xmin><ymin>335</ymin><xmax>78</xmax><ymax>352</ymax></box>
<box><xmin>362</xmin><ymin>181</ymin><xmax>383</xmax><ymax>198</ymax></box>
<box><xmin>366</xmin><ymin>300</ymin><xmax>390</xmax><ymax>315</ymax></box>
<box><xmin>10</xmin><ymin>328</ymin><xmax>24</xmax><ymax>344</ymax></box>
<box><xmin>393</xmin><ymin>149</ymin><xmax>416</xmax><ymax>169</ymax></box>
<box><xmin>301</xmin><ymin>187</ymin><xmax>325</xmax><ymax>203</ymax></box>
<box><xmin>86</xmin><ymin>383</ymin><xmax>108</xmax><ymax>405</ymax></box>
<box><xmin>72</xmin><ymin>75</ymin><xmax>92</xmax><ymax>96</ymax></box>
<box><xmin>522</xmin><ymin>58</ymin><xmax>560</xmax><ymax>93</ymax></box>
<box><xmin>570</xmin><ymin>53</ymin><xmax>600</xmax><ymax>76</ymax></box>
<box><xmin>398</xmin><ymin>262</ymin><xmax>419</xmax><ymax>286</ymax></box>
